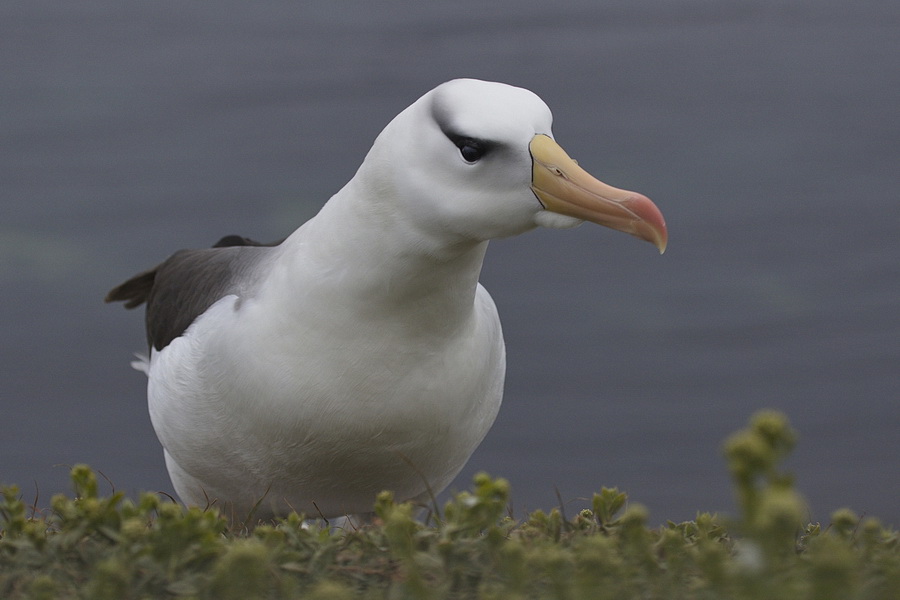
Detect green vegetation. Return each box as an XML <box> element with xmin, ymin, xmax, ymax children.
<box><xmin>1</xmin><ymin>412</ymin><xmax>897</xmax><ymax>599</ymax></box>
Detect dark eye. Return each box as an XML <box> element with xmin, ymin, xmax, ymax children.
<box><xmin>441</xmin><ymin>129</ymin><xmax>494</xmax><ymax>164</ymax></box>
<box><xmin>458</xmin><ymin>139</ymin><xmax>487</xmax><ymax>163</ymax></box>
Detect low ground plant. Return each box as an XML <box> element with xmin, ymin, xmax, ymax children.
<box><xmin>1</xmin><ymin>411</ymin><xmax>897</xmax><ymax>599</ymax></box>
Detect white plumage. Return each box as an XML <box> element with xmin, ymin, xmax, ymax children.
<box><xmin>107</xmin><ymin>79</ymin><xmax>666</xmax><ymax>520</ymax></box>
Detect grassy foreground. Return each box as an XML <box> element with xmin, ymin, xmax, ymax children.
<box><xmin>1</xmin><ymin>412</ymin><xmax>898</xmax><ymax>599</ymax></box>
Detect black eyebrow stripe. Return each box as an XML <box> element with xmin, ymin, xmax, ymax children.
<box><xmin>430</xmin><ymin>94</ymin><xmax>498</xmax><ymax>152</ymax></box>
<box><xmin>440</xmin><ymin>127</ymin><xmax>501</xmax><ymax>156</ymax></box>
<box><xmin>444</xmin><ymin>130</ymin><xmax>485</xmax><ymax>149</ymax></box>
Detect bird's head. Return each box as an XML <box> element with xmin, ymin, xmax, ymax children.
<box><xmin>357</xmin><ymin>78</ymin><xmax>667</xmax><ymax>253</ymax></box>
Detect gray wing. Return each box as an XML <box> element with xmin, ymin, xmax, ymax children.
<box><xmin>105</xmin><ymin>235</ymin><xmax>281</xmax><ymax>351</ymax></box>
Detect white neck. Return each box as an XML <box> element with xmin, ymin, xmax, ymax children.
<box><xmin>268</xmin><ymin>179</ymin><xmax>490</xmax><ymax>334</ymax></box>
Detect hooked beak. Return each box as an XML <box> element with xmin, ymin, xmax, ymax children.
<box><xmin>530</xmin><ymin>134</ymin><xmax>667</xmax><ymax>253</ymax></box>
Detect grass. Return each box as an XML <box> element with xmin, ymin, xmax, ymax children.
<box><xmin>1</xmin><ymin>411</ymin><xmax>898</xmax><ymax>599</ymax></box>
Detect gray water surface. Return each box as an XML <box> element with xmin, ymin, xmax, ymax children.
<box><xmin>2</xmin><ymin>0</ymin><xmax>898</xmax><ymax>525</ymax></box>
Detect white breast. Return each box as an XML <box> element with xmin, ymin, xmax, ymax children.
<box><xmin>146</xmin><ymin>283</ymin><xmax>505</xmax><ymax>518</ymax></box>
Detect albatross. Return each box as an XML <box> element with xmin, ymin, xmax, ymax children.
<box><xmin>106</xmin><ymin>78</ymin><xmax>667</xmax><ymax>520</ymax></box>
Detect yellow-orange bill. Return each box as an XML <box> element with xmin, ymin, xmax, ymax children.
<box><xmin>530</xmin><ymin>134</ymin><xmax>667</xmax><ymax>253</ymax></box>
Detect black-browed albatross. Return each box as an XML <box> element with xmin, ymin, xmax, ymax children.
<box><xmin>107</xmin><ymin>78</ymin><xmax>667</xmax><ymax>521</ymax></box>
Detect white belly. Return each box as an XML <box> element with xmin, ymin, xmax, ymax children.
<box><xmin>146</xmin><ymin>288</ymin><xmax>505</xmax><ymax>518</ymax></box>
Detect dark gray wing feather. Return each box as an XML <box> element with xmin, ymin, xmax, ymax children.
<box><xmin>106</xmin><ymin>235</ymin><xmax>282</xmax><ymax>351</ymax></box>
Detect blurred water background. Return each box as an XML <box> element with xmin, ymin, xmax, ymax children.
<box><xmin>2</xmin><ymin>0</ymin><xmax>898</xmax><ymax>525</ymax></box>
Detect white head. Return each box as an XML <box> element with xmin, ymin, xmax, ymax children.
<box><xmin>354</xmin><ymin>79</ymin><xmax>666</xmax><ymax>251</ymax></box>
